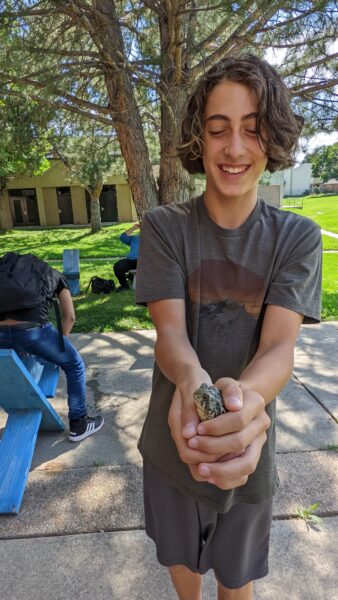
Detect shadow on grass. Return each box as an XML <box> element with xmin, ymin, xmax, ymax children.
<box><xmin>0</xmin><ymin>224</ymin><xmax>132</xmax><ymax>260</ymax></box>
<box><xmin>71</xmin><ymin>291</ymin><xmax>153</xmax><ymax>332</ymax></box>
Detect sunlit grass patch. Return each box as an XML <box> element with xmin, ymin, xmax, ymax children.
<box><xmin>0</xmin><ymin>223</ymin><xmax>135</xmax><ymax>260</ymax></box>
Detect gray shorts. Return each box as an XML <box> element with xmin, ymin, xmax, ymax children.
<box><xmin>143</xmin><ymin>461</ymin><xmax>273</xmax><ymax>589</ymax></box>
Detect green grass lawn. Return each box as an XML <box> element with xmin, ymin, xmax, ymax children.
<box><xmin>51</xmin><ymin>260</ymin><xmax>153</xmax><ymax>332</ymax></box>
<box><xmin>321</xmin><ymin>253</ymin><xmax>338</xmax><ymax>321</ymax></box>
<box><xmin>0</xmin><ymin>223</ymin><xmax>135</xmax><ymax>259</ymax></box>
<box><xmin>1</xmin><ymin>199</ymin><xmax>337</xmax><ymax>331</ymax></box>
<box><xmin>282</xmin><ymin>194</ymin><xmax>338</xmax><ymax>243</ymax></box>
<box><xmin>48</xmin><ymin>253</ymin><xmax>337</xmax><ymax>331</ymax></box>
<box><xmin>321</xmin><ymin>235</ymin><xmax>338</xmax><ymax>251</ymax></box>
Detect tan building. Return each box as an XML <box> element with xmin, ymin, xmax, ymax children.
<box><xmin>0</xmin><ymin>160</ymin><xmax>137</xmax><ymax>229</ymax></box>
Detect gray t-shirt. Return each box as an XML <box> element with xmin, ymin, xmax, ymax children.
<box><xmin>136</xmin><ymin>196</ymin><xmax>322</xmax><ymax>512</ymax></box>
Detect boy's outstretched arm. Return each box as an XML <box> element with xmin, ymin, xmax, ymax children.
<box><xmin>238</xmin><ymin>304</ymin><xmax>303</xmax><ymax>401</ymax></box>
<box><xmin>188</xmin><ymin>305</ymin><xmax>303</xmax><ymax>489</ymax></box>
<box><xmin>148</xmin><ymin>298</ymin><xmax>218</xmax><ymax>465</ymax></box>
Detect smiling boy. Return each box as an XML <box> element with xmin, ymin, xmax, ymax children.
<box><xmin>136</xmin><ymin>55</ymin><xmax>322</xmax><ymax>600</ymax></box>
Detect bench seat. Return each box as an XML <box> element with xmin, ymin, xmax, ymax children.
<box><xmin>63</xmin><ymin>249</ymin><xmax>80</xmax><ymax>296</ymax></box>
<box><xmin>128</xmin><ymin>268</ymin><xmax>137</xmax><ymax>290</ymax></box>
<box><xmin>0</xmin><ymin>349</ymin><xmax>64</xmax><ymax>514</ymax></box>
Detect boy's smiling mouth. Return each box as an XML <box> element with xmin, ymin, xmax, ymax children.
<box><xmin>219</xmin><ymin>164</ymin><xmax>250</xmax><ymax>174</ymax></box>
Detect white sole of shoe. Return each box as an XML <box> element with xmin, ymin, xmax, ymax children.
<box><xmin>68</xmin><ymin>416</ymin><xmax>104</xmax><ymax>443</ymax></box>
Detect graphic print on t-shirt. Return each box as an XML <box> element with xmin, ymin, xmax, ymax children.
<box><xmin>188</xmin><ymin>258</ymin><xmax>265</xmax><ymax>320</ymax></box>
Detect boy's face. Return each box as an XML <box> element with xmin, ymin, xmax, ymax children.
<box><xmin>202</xmin><ymin>79</ymin><xmax>268</xmax><ymax>207</ymax></box>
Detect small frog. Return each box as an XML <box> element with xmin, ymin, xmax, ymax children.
<box><xmin>193</xmin><ymin>383</ymin><xmax>227</xmax><ymax>421</ymax></box>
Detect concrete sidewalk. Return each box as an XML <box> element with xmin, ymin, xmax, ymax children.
<box><xmin>0</xmin><ymin>323</ymin><xmax>337</xmax><ymax>599</ymax></box>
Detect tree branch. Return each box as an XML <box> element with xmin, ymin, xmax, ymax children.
<box><xmin>255</xmin><ymin>7</ymin><xmax>319</xmax><ymax>33</ymax></box>
<box><xmin>270</xmin><ymin>34</ymin><xmax>336</xmax><ymax>49</ymax></box>
<box><xmin>192</xmin><ymin>0</ymin><xmax>254</xmax><ymax>55</ymax></box>
<box><xmin>292</xmin><ymin>78</ymin><xmax>338</xmax><ymax>95</ymax></box>
<box><xmin>178</xmin><ymin>2</ymin><xmax>230</xmax><ymax>14</ymax></box>
<box><xmin>282</xmin><ymin>53</ymin><xmax>338</xmax><ymax>78</ymax></box>
<box><xmin>4</xmin><ymin>88</ymin><xmax>114</xmax><ymax>126</ymax></box>
<box><xmin>15</xmin><ymin>41</ymin><xmax>100</xmax><ymax>59</ymax></box>
<box><xmin>190</xmin><ymin>1</ymin><xmax>284</xmax><ymax>78</ymax></box>
<box><xmin>142</xmin><ymin>0</ymin><xmax>162</xmax><ymax>17</ymax></box>
<box><xmin>1</xmin><ymin>75</ymin><xmax>111</xmax><ymax>116</ymax></box>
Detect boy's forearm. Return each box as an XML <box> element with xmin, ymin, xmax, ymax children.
<box><xmin>155</xmin><ymin>331</ymin><xmax>207</xmax><ymax>385</ymax></box>
<box><xmin>238</xmin><ymin>342</ymin><xmax>294</xmax><ymax>404</ymax></box>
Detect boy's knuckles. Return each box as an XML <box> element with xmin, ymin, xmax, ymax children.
<box><xmin>232</xmin><ymin>432</ymin><xmax>247</xmax><ymax>454</ymax></box>
<box><xmin>177</xmin><ymin>446</ymin><xmax>193</xmax><ymax>463</ymax></box>
<box><xmin>232</xmin><ymin>411</ymin><xmax>247</xmax><ymax>431</ymax></box>
<box><xmin>244</xmin><ymin>457</ymin><xmax>258</xmax><ymax>475</ymax></box>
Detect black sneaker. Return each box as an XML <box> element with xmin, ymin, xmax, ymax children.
<box><xmin>68</xmin><ymin>415</ymin><xmax>104</xmax><ymax>442</ymax></box>
<box><xmin>115</xmin><ymin>285</ymin><xmax>129</xmax><ymax>292</ymax></box>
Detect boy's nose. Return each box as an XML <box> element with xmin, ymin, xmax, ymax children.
<box><xmin>224</xmin><ymin>131</ymin><xmax>245</xmax><ymax>159</ymax></box>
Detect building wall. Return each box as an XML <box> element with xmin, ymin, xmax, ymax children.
<box><xmin>322</xmin><ymin>181</ymin><xmax>338</xmax><ymax>193</ymax></box>
<box><xmin>257</xmin><ymin>185</ymin><xmax>282</xmax><ymax>207</ymax></box>
<box><xmin>70</xmin><ymin>186</ymin><xmax>88</xmax><ymax>225</ymax></box>
<box><xmin>116</xmin><ymin>183</ymin><xmax>134</xmax><ymax>222</ymax></box>
<box><xmin>7</xmin><ymin>161</ymin><xmax>70</xmax><ymax>189</ymax></box>
<box><xmin>284</xmin><ymin>163</ymin><xmax>312</xmax><ymax>196</ymax></box>
<box><xmin>36</xmin><ymin>187</ymin><xmax>47</xmax><ymax>226</ymax></box>
<box><xmin>43</xmin><ymin>188</ymin><xmax>60</xmax><ymax>226</ymax></box>
<box><xmin>270</xmin><ymin>163</ymin><xmax>312</xmax><ymax>196</ymax></box>
<box><xmin>4</xmin><ymin>160</ymin><xmax>136</xmax><ymax>227</ymax></box>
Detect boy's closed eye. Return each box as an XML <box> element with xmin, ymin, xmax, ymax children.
<box><xmin>208</xmin><ymin>128</ymin><xmax>258</xmax><ymax>136</ymax></box>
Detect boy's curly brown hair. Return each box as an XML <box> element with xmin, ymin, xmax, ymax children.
<box><xmin>178</xmin><ymin>54</ymin><xmax>303</xmax><ymax>174</ymax></box>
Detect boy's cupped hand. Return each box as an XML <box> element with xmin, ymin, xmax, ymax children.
<box><xmin>169</xmin><ymin>377</ymin><xmax>271</xmax><ymax>491</ymax></box>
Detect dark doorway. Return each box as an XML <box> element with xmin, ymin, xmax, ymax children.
<box><xmin>56</xmin><ymin>187</ymin><xmax>74</xmax><ymax>225</ymax></box>
<box><xmin>9</xmin><ymin>189</ymin><xmax>40</xmax><ymax>226</ymax></box>
<box><xmin>85</xmin><ymin>185</ymin><xmax>118</xmax><ymax>223</ymax></box>
<box><xmin>85</xmin><ymin>191</ymin><xmax>91</xmax><ymax>223</ymax></box>
<box><xmin>100</xmin><ymin>185</ymin><xmax>117</xmax><ymax>222</ymax></box>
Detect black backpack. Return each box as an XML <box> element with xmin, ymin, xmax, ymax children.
<box><xmin>0</xmin><ymin>252</ymin><xmax>53</xmax><ymax>312</ymax></box>
<box><xmin>86</xmin><ymin>276</ymin><xmax>115</xmax><ymax>294</ymax></box>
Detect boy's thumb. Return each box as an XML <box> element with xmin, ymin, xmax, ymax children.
<box><xmin>221</xmin><ymin>382</ymin><xmax>243</xmax><ymax>411</ymax></box>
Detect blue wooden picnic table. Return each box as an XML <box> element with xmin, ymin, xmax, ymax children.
<box><xmin>63</xmin><ymin>249</ymin><xmax>80</xmax><ymax>295</ymax></box>
<box><xmin>0</xmin><ymin>350</ymin><xmax>65</xmax><ymax>514</ymax></box>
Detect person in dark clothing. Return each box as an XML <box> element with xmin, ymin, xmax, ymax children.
<box><xmin>135</xmin><ymin>55</ymin><xmax>322</xmax><ymax>600</ymax></box>
<box><xmin>0</xmin><ymin>256</ymin><xmax>104</xmax><ymax>442</ymax></box>
<box><xmin>114</xmin><ymin>223</ymin><xmax>140</xmax><ymax>291</ymax></box>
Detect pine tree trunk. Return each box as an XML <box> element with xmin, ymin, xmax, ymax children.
<box><xmin>158</xmin><ymin>5</ymin><xmax>196</xmax><ymax>206</ymax></box>
<box><xmin>88</xmin><ymin>178</ymin><xmax>103</xmax><ymax>233</ymax></box>
<box><xmin>90</xmin><ymin>196</ymin><xmax>101</xmax><ymax>233</ymax></box>
<box><xmin>0</xmin><ymin>179</ymin><xmax>10</xmax><ymax>231</ymax></box>
<box><xmin>94</xmin><ymin>0</ymin><xmax>158</xmax><ymax>219</ymax></box>
<box><xmin>159</xmin><ymin>89</ymin><xmax>196</xmax><ymax>205</ymax></box>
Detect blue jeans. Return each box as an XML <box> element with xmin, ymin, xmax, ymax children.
<box><xmin>0</xmin><ymin>323</ymin><xmax>86</xmax><ymax>421</ymax></box>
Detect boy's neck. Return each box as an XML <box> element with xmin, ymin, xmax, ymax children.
<box><xmin>203</xmin><ymin>188</ymin><xmax>258</xmax><ymax>229</ymax></box>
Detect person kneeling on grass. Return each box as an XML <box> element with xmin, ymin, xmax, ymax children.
<box><xmin>0</xmin><ymin>252</ymin><xmax>104</xmax><ymax>442</ymax></box>
<box><xmin>114</xmin><ymin>222</ymin><xmax>140</xmax><ymax>291</ymax></box>
<box><xmin>135</xmin><ymin>54</ymin><xmax>322</xmax><ymax>600</ymax></box>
